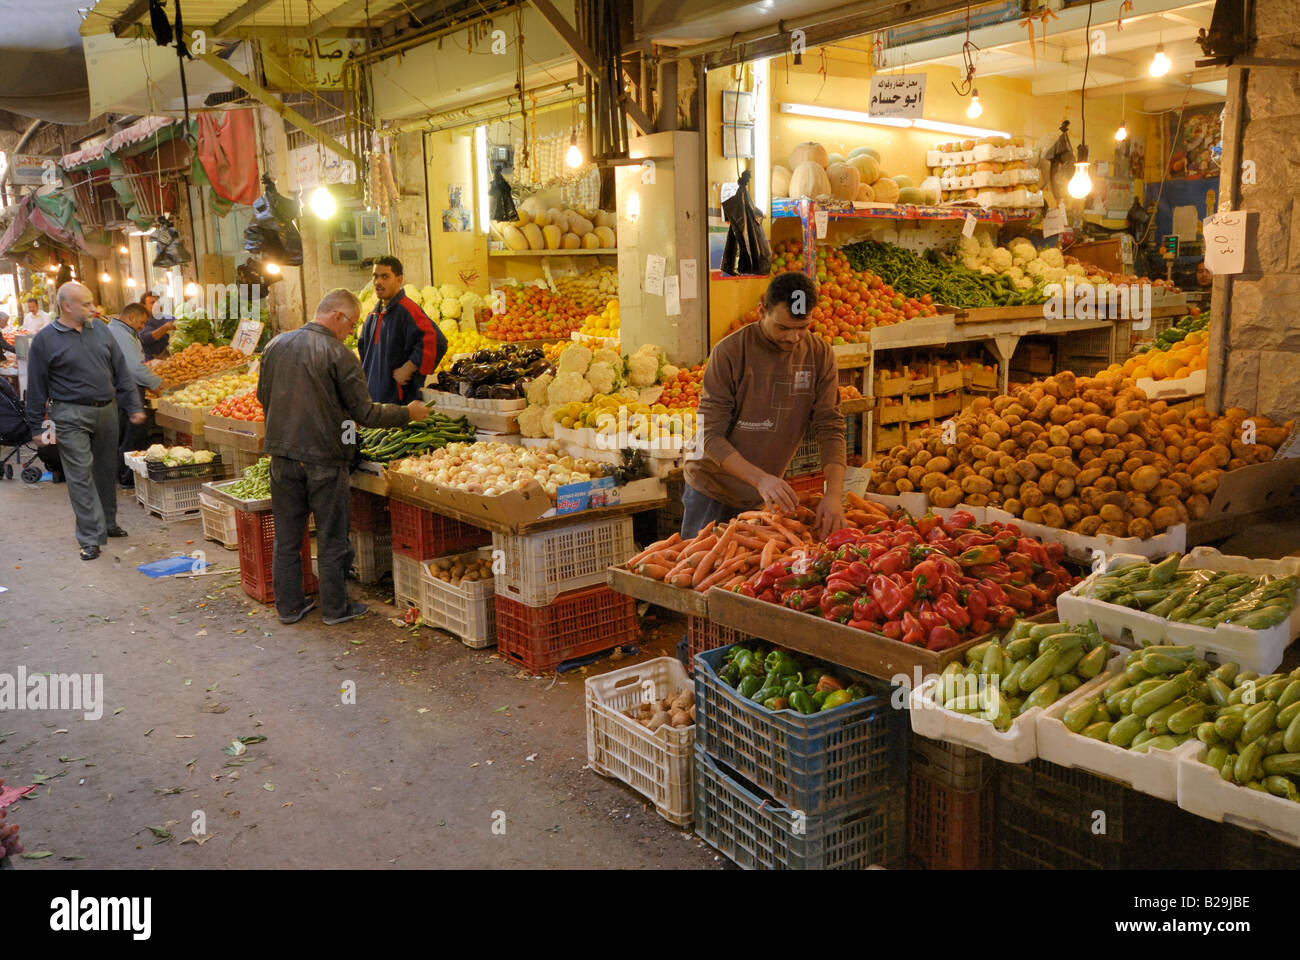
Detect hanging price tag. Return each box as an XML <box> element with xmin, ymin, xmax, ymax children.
<box><xmin>1203</xmin><ymin>211</ymin><xmax>1246</xmax><ymax>275</ymax></box>
<box><xmin>664</xmin><ymin>275</ymin><xmax>681</xmax><ymax>316</ymax></box>
<box><xmin>962</xmin><ymin>212</ymin><xmax>978</xmax><ymax>238</ymax></box>
<box><xmin>231</xmin><ymin>319</ymin><xmax>264</xmax><ymax>356</ymax></box>
<box><xmin>1042</xmin><ymin>205</ymin><xmax>1067</xmax><ymax>239</ymax></box>
<box><xmin>814</xmin><ymin>209</ymin><xmax>829</xmax><ymax>238</ymax></box>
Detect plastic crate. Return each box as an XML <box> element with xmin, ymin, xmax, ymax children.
<box><xmin>234</xmin><ymin>509</ymin><xmax>319</xmax><ymax>605</ymax></box>
<box><xmin>686</xmin><ymin>615</ymin><xmax>751</xmax><ymax>673</ymax></box>
<box><xmin>389</xmin><ymin>498</ymin><xmax>490</xmax><ymax>559</ymax></box>
<box><xmin>785</xmin><ymin>433</ymin><xmax>821</xmax><ymax>476</ymax></box>
<box><xmin>135</xmin><ymin>475</ymin><xmax>204</xmax><ymax>521</ymax></box>
<box><xmin>693</xmin><ymin>644</ymin><xmax>907</xmax><ymax>816</ymax></box>
<box><xmin>911</xmin><ymin>734</ymin><xmax>992</xmax><ymax>792</ymax></box>
<box><xmin>492</xmin><ymin>516</ymin><xmax>636</xmax><ymax>606</ymax></box>
<box><xmin>349</xmin><ymin>528</ymin><xmax>392</xmax><ymax>584</ymax></box>
<box><xmin>198</xmin><ymin>490</ymin><xmax>239</xmax><ymax>550</ymax></box>
<box><xmin>693</xmin><ymin>746</ymin><xmax>905</xmax><ymax>870</ymax></box>
<box><xmin>787</xmin><ymin>471</ymin><xmax>825</xmax><ymax>497</ymax></box>
<box><xmin>391</xmin><ymin>551</ymin><xmax>422</xmax><ymax>608</ymax></box>
<box><xmin>586</xmin><ymin>657</ymin><xmax>694</xmax><ymax>826</ymax></box>
<box><xmin>350</xmin><ymin>488</ymin><xmax>390</xmax><ymax>532</ymax></box>
<box><xmin>907</xmin><ymin>768</ymin><xmax>995</xmax><ymax>870</ymax></box>
<box><xmin>419</xmin><ymin>549</ymin><xmax>496</xmax><ymax>648</ymax></box>
<box><xmin>146</xmin><ymin>455</ymin><xmax>225</xmax><ymax>482</ymax></box>
<box><xmin>212</xmin><ymin>443</ymin><xmax>260</xmax><ymax>478</ymax></box>
<box><xmin>495</xmin><ymin>584</ymin><xmax>636</xmax><ymax>674</ymax></box>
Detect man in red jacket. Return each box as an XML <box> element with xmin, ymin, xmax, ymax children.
<box><xmin>358</xmin><ymin>256</ymin><xmax>447</xmax><ymax>403</ymax></box>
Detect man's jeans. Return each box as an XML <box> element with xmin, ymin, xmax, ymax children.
<box><xmin>269</xmin><ymin>456</ymin><xmax>350</xmax><ymax>619</ymax></box>
<box><xmin>680</xmin><ymin>483</ymin><xmax>741</xmax><ymax>539</ymax></box>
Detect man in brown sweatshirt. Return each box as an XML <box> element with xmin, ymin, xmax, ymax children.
<box><xmin>683</xmin><ymin>271</ymin><xmax>847</xmax><ymax>538</ymax></box>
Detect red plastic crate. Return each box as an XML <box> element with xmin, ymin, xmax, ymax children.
<box><xmin>389</xmin><ymin>498</ymin><xmax>490</xmax><ymax>559</ymax></box>
<box><xmin>495</xmin><ymin>585</ymin><xmax>636</xmax><ymax>673</ymax></box>
<box><xmin>234</xmin><ymin>509</ymin><xmax>318</xmax><ymax>605</ymax></box>
<box><xmin>349</xmin><ymin>489</ymin><xmax>390</xmax><ymax>532</ymax></box>
<box><xmin>907</xmin><ymin>768</ymin><xmax>995</xmax><ymax>870</ymax></box>
<box><xmin>686</xmin><ymin>614</ymin><xmax>751</xmax><ymax>674</ymax></box>
<box><xmin>787</xmin><ymin>471</ymin><xmax>825</xmax><ymax>496</ymax></box>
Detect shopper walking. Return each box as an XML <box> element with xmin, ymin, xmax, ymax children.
<box><xmin>108</xmin><ymin>302</ymin><xmax>163</xmax><ymax>488</ymax></box>
<box><xmin>683</xmin><ymin>271</ymin><xmax>848</xmax><ymax>539</ymax></box>
<box><xmin>357</xmin><ymin>256</ymin><xmax>447</xmax><ymax>404</ymax></box>
<box><xmin>258</xmin><ymin>288</ymin><xmax>433</xmax><ymax>626</ymax></box>
<box><xmin>24</xmin><ymin>281</ymin><xmax>144</xmax><ymax>560</ymax></box>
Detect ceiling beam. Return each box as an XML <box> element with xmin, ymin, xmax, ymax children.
<box><xmin>530</xmin><ymin>0</ymin><xmax>602</xmax><ymax>77</ymax></box>
<box><xmin>305</xmin><ymin>0</ymin><xmax>380</xmax><ymax>38</ymax></box>
<box><xmin>196</xmin><ymin>52</ymin><xmax>360</xmax><ymax>166</ymax></box>
<box><xmin>115</xmin><ymin>22</ymin><xmax>372</xmax><ymax>40</ymax></box>
<box><xmin>111</xmin><ymin>0</ymin><xmax>151</xmax><ymax>38</ymax></box>
<box><xmin>213</xmin><ymin>0</ymin><xmax>279</xmax><ymax>36</ymax></box>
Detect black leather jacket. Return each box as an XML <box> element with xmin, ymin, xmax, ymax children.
<box><xmin>257</xmin><ymin>323</ymin><xmax>410</xmax><ymax>467</ymax></box>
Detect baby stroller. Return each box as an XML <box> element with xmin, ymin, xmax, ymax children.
<box><xmin>0</xmin><ymin>376</ymin><xmax>57</xmax><ymax>483</ymax></box>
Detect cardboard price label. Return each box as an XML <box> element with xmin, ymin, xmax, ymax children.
<box><xmin>1203</xmin><ymin>211</ymin><xmax>1246</xmax><ymax>275</ymax></box>
<box><xmin>231</xmin><ymin>319</ymin><xmax>264</xmax><ymax>356</ymax></box>
<box><xmin>814</xmin><ymin>209</ymin><xmax>829</xmax><ymax>239</ymax></box>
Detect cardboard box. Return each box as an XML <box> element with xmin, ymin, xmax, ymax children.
<box><xmin>203</xmin><ymin>412</ymin><xmax>264</xmax><ymax>453</ymax></box>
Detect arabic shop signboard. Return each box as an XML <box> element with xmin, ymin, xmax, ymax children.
<box><xmin>262</xmin><ymin>38</ymin><xmax>362</xmax><ymax>90</ymax></box>
<box><xmin>868</xmin><ymin>75</ymin><xmax>926</xmax><ymax>120</ymax></box>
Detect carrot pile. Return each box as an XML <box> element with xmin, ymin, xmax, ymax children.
<box><xmin>625</xmin><ymin>493</ymin><xmax>893</xmax><ymax>593</ymax></box>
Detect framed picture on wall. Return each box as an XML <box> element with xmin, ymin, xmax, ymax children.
<box><xmin>721</xmin><ymin>90</ymin><xmax>755</xmax><ymax>125</ymax></box>
<box><xmin>359</xmin><ymin>214</ymin><xmax>378</xmax><ymax>239</ymax></box>
<box><xmin>722</xmin><ymin>124</ymin><xmax>754</xmax><ymax>159</ymax></box>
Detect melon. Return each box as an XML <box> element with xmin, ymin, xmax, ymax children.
<box><xmin>533</xmin><ymin>208</ymin><xmax>551</xmax><ymax>227</ymax></box>
<box><xmin>562</xmin><ymin>232</ymin><xmax>582</xmax><ymax>249</ymax></box>
<box><xmin>788</xmin><ymin>160</ymin><xmax>832</xmax><ymax>199</ymax></box>
<box><xmin>855</xmin><ymin>183</ymin><xmax>875</xmax><ymax>202</ymax></box>
<box><xmin>848</xmin><ymin>146</ymin><xmax>882</xmax><ymax>162</ymax></box>
<box><xmin>594</xmin><ymin>210</ymin><xmax>617</xmax><ymax>228</ymax></box>
<box><xmin>567</xmin><ymin>213</ymin><xmax>594</xmax><ymax>237</ymax></box>
<box><xmin>892</xmin><ymin>175</ymin><xmax>914</xmax><ymax>189</ymax></box>
<box><xmin>771</xmin><ymin>164</ymin><xmax>792</xmax><ymax>198</ymax></box>
<box><xmin>522</xmin><ymin>223</ymin><xmax>545</xmax><ymax>249</ymax></box>
<box><xmin>825</xmin><ymin>162</ymin><xmax>861</xmax><ymax>201</ymax></box>
<box><xmin>593</xmin><ymin>226</ymin><xmax>616</xmax><ymax>248</ymax></box>
<box><xmin>581</xmin><ymin>232</ymin><xmax>601</xmax><ymax>249</ymax></box>
<box><xmin>896</xmin><ymin>187</ymin><xmax>927</xmax><ymax>204</ymax></box>
<box><xmin>847</xmin><ymin>153</ymin><xmax>881</xmax><ymax>186</ymax></box>
<box><xmin>502</xmin><ymin>224</ymin><xmax>530</xmax><ymax>251</ymax></box>
<box><xmin>827</xmin><ymin>152</ymin><xmax>845</xmax><ymax>166</ymax></box>
<box><xmin>547</xmin><ymin>208</ymin><xmax>569</xmax><ymax>233</ymax></box>
<box><xmin>871</xmin><ymin>177</ymin><xmax>900</xmax><ymax>204</ymax></box>
<box><xmin>789</xmin><ymin>141</ymin><xmax>830</xmax><ymax>169</ymax></box>
<box><xmin>542</xmin><ymin>224</ymin><xmax>563</xmax><ymax>249</ymax></box>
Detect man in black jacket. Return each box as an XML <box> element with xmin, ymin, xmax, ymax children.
<box><xmin>258</xmin><ymin>289</ymin><xmax>432</xmax><ymax>626</ymax></box>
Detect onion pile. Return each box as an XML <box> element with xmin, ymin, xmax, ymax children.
<box><xmin>393</xmin><ymin>441</ymin><xmax>605</xmax><ymax>498</ymax></box>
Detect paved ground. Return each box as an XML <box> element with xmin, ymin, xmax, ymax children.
<box><xmin>0</xmin><ymin>475</ymin><xmax>721</xmax><ymax>869</ymax></box>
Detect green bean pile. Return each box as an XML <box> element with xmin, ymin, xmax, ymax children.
<box><xmin>842</xmin><ymin>240</ymin><xmax>1045</xmax><ymax>308</ymax></box>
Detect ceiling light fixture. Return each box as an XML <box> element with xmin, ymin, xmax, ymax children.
<box><xmin>565</xmin><ymin>132</ymin><xmax>582</xmax><ymax>169</ymax></box>
<box><xmin>100</xmin><ymin>272</ymin><xmax>112</xmax><ymax>283</ymax></box>
<box><xmin>264</xmin><ymin>261</ymin><xmax>281</xmax><ymax>275</ymax></box>
<box><xmin>966</xmin><ymin>89</ymin><xmax>983</xmax><ymax>119</ymax></box>
<box><xmin>1069</xmin><ymin>3</ymin><xmax>1094</xmax><ymax>201</ymax></box>
<box><xmin>309</xmin><ymin>185</ymin><xmax>337</xmax><ymax>219</ymax></box>
<box><xmin>1149</xmin><ymin>41</ymin><xmax>1171</xmax><ymax>77</ymax></box>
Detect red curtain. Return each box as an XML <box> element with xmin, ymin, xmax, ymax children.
<box><xmin>196</xmin><ymin>109</ymin><xmax>260</xmax><ymax>206</ymax></box>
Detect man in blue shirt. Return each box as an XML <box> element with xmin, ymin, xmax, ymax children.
<box><xmin>357</xmin><ymin>256</ymin><xmax>447</xmax><ymax>403</ymax></box>
<box><xmin>138</xmin><ymin>291</ymin><xmax>176</xmax><ymax>359</ymax></box>
<box><xmin>108</xmin><ymin>302</ymin><xmax>163</xmax><ymax>488</ymax></box>
<box><xmin>25</xmin><ymin>282</ymin><xmax>145</xmax><ymax>560</ymax></box>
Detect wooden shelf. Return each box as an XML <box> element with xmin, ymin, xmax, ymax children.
<box><xmin>488</xmin><ymin>249</ymin><xmax>618</xmax><ymax>257</ymax></box>
<box><xmin>771</xmin><ymin>197</ymin><xmax>1039</xmax><ymax>224</ymax></box>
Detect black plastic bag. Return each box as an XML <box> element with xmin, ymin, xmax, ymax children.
<box><xmin>489</xmin><ymin>164</ymin><xmax>517</xmax><ymax>224</ymax></box>
<box><xmin>243</xmin><ymin>176</ymin><xmax>303</xmax><ymax>266</ymax></box>
<box><xmin>720</xmin><ymin>170</ymin><xmax>771</xmax><ymax>277</ymax></box>
<box><xmin>152</xmin><ymin>215</ymin><xmax>192</xmax><ymax>267</ymax></box>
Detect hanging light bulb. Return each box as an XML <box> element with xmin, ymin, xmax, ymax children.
<box><xmin>1149</xmin><ymin>43</ymin><xmax>1171</xmax><ymax>77</ymax></box>
<box><xmin>1114</xmin><ymin>122</ymin><xmax>1128</xmax><ymax>142</ymax></box>
<box><xmin>309</xmin><ymin>185</ymin><xmax>337</xmax><ymax>219</ymax></box>
<box><xmin>264</xmin><ymin>261</ymin><xmax>281</xmax><ymax>276</ymax></box>
<box><xmin>565</xmin><ymin>132</ymin><xmax>582</xmax><ymax>169</ymax></box>
<box><xmin>1067</xmin><ymin>145</ymin><xmax>1093</xmax><ymax>199</ymax></box>
<box><xmin>100</xmin><ymin>272</ymin><xmax>112</xmax><ymax>283</ymax></box>
<box><xmin>118</xmin><ymin>244</ymin><xmax>129</xmax><ymax>255</ymax></box>
<box><xmin>966</xmin><ymin>89</ymin><xmax>983</xmax><ymax>120</ymax></box>
<box><xmin>184</xmin><ymin>282</ymin><xmax>200</xmax><ymax>297</ymax></box>
<box><xmin>125</xmin><ymin>277</ymin><xmax>137</xmax><ymax>288</ymax></box>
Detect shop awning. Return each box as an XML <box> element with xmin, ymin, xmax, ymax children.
<box><xmin>60</xmin><ymin>116</ymin><xmax>184</xmax><ymax>171</ymax></box>
<box><xmin>0</xmin><ymin>192</ymin><xmax>109</xmax><ymax>264</ymax></box>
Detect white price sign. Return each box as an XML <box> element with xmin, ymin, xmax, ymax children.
<box><xmin>231</xmin><ymin>319</ymin><xmax>264</xmax><ymax>356</ymax></box>
<box><xmin>814</xmin><ymin>209</ymin><xmax>829</xmax><ymax>239</ymax></box>
<box><xmin>962</xmin><ymin>213</ymin><xmax>978</xmax><ymax>238</ymax></box>
<box><xmin>1203</xmin><ymin>211</ymin><xmax>1246</xmax><ymax>275</ymax></box>
<box><xmin>1042</xmin><ymin>204</ymin><xmax>1067</xmax><ymax>239</ymax></box>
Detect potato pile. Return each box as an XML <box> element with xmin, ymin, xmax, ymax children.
<box><xmin>867</xmin><ymin>371</ymin><xmax>1293</xmax><ymax>538</ymax></box>
<box><xmin>427</xmin><ymin>552</ymin><xmax>493</xmax><ymax>585</ymax></box>
<box><xmin>625</xmin><ymin>689</ymin><xmax>695</xmax><ymax>731</ymax></box>
<box><xmin>555</xmin><ymin>264</ymin><xmax>618</xmax><ymax>313</ymax></box>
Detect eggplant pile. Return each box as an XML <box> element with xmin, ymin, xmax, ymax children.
<box><xmin>431</xmin><ymin>344</ymin><xmax>550</xmax><ymax>400</ymax></box>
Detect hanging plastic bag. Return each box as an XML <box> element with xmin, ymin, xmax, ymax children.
<box><xmin>242</xmin><ymin>176</ymin><xmax>303</xmax><ymax>266</ymax></box>
<box><xmin>489</xmin><ymin>164</ymin><xmax>518</xmax><ymax>223</ymax></box>
<box><xmin>152</xmin><ymin>214</ymin><xmax>192</xmax><ymax>267</ymax></box>
<box><xmin>720</xmin><ymin>170</ymin><xmax>771</xmax><ymax>277</ymax></box>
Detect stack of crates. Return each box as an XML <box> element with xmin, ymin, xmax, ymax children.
<box><xmin>685</xmin><ymin>615</ymin><xmax>751</xmax><ymax>674</ymax></box>
<box><xmin>388</xmin><ymin>497</ymin><xmax>491</xmax><ymax>629</ymax></box>
<box><xmin>907</xmin><ymin>735</ymin><xmax>996</xmax><ymax>869</ymax></box>
<box><xmin>492</xmin><ymin>516</ymin><xmax>638</xmax><ymax>673</ymax></box>
<box><xmin>233</xmin><ymin>509</ymin><xmax>317</xmax><ymax>605</ymax></box>
<box><xmin>349</xmin><ymin>489</ymin><xmax>392</xmax><ymax>585</ymax></box>
<box><xmin>691</xmin><ymin>644</ymin><xmax>908</xmax><ymax>869</ymax></box>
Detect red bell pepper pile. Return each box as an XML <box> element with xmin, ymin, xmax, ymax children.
<box><xmin>737</xmin><ymin>510</ymin><xmax>1077</xmax><ymax>651</ymax></box>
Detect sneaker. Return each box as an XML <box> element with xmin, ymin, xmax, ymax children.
<box><xmin>322</xmin><ymin>602</ymin><xmax>368</xmax><ymax>626</ymax></box>
<box><xmin>278</xmin><ymin>600</ymin><xmax>316</xmax><ymax>625</ymax></box>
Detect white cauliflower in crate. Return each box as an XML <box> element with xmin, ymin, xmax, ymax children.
<box><xmin>517</xmin><ymin>404</ymin><xmax>548</xmax><ymax>438</ymax></box>
<box><xmin>547</xmin><ymin>371</ymin><xmax>594</xmax><ymax>406</ymax></box>
<box><xmin>557</xmin><ymin>344</ymin><xmax>593</xmax><ymax>376</ymax></box>
<box><xmin>439</xmin><ymin>297</ymin><xmax>462</xmax><ymax>320</ymax></box>
<box><xmin>626</xmin><ymin>344</ymin><xmax>663</xmax><ymax>387</ymax></box>
<box><xmin>1009</xmin><ymin>239</ymin><xmax>1036</xmax><ymax>264</ymax></box>
<box><xmin>193</xmin><ymin>450</ymin><xmax>215</xmax><ymax>464</ymax></box>
<box><xmin>169</xmin><ymin>446</ymin><xmax>194</xmax><ymax>464</ymax></box>
<box><xmin>592</xmin><ymin>347</ymin><xmax>623</xmax><ymax>372</ymax></box>
<box><xmin>585</xmin><ymin>361</ymin><xmax>617</xmax><ymax>396</ymax></box>
<box><xmin>1039</xmin><ymin>247</ymin><xmax>1065</xmax><ymax>269</ymax></box>
<box><xmin>987</xmin><ymin>247</ymin><xmax>1013</xmax><ymax>272</ymax></box>
<box><xmin>144</xmin><ymin>443</ymin><xmax>168</xmax><ymax>462</ymax></box>
<box><xmin>526</xmin><ymin>372</ymin><xmax>554</xmax><ymax>406</ymax></box>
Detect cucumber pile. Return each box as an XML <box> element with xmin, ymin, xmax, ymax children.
<box><xmin>937</xmin><ymin>619</ymin><xmax>1111</xmax><ymax>732</ymax></box>
<box><xmin>228</xmin><ymin>458</ymin><xmax>271</xmax><ymax>501</ymax></box>
<box><xmin>358</xmin><ymin>414</ymin><xmax>475</xmax><ymax>463</ymax></box>
<box><xmin>1085</xmin><ymin>554</ymin><xmax>1298</xmax><ymax>630</ymax></box>
<box><xmin>1198</xmin><ymin>662</ymin><xmax>1300</xmax><ymax>801</ymax></box>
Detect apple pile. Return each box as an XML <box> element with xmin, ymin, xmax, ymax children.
<box><xmin>482</xmin><ymin>286</ymin><xmax>585</xmax><ymax>342</ymax></box>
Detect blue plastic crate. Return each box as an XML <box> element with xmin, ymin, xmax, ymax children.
<box><xmin>693</xmin><ymin>745</ymin><xmax>905</xmax><ymax>870</ymax></box>
<box><xmin>693</xmin><ymin>643</ymin><xmax>907</xmax><ymax>816</ymax></box>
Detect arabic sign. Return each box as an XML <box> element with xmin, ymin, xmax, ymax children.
<box><xmin>8</xmin><ymin>154</ymin><xmax>54</xmax><ymax>186</ymax></box>
<box><xmin>868</xmin><ymin>75</ymin><xmax>926</xmax><ymax>120</ymax></box>
<box><xmin>262</xmin><ymin>38</ymin><xmax>362</xmax><ymax>91</ymax></box>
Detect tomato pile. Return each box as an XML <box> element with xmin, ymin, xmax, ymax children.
<box><xmin>482</xmin><ymin>286</ymin><xmax>586</xmax><ymax>342</ymax></box>
<box><xmin>210</xmin><ymin>391</ymin><xmax>264</xmax><ymax>422</ymax></box>
<box><xmin>729</xmin><ymin>240</ymin><xmax>940</xmax><ymax>345</ymax></box>
<box><xmin>659</xmin><ymin>364</ymin><xmax>704</xmax><ymax>410</ymax></box>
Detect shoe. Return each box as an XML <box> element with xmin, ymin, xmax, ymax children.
<box><xmin>119</xmin><ymin>477</ymin><xmax>135</xmax><ymax>489</ymax></box>
<box><xmin>79</xmin><ymin>545</ymin><xmax>100</xmax><ymax>561</ymax></box>
<box><xmin>106</xmin><ymin>525</ymin><xmax>128</xmax><ymax>538</ymax></box>
<box><xmin>323</xmin><ymin>602</ymin><xmax>368</xmax><ymax>625</ymax></box>
<box><xmin>278</xmin><ymin>600</ymin><xmax>317</xmax><ymax>625</ymax></box>
<box><xmin>52</xmin><ymin>473</ymin><xmax>65</xmax><ymax>484</ymax></box>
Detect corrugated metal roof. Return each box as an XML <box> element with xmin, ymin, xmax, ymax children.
<box><xmin>80</xmin><ymin>0</ymin><xmax>411</xmax><ymax>37</ymax></box>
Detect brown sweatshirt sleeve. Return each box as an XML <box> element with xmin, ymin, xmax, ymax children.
<box><xmin>810</xmin><ymin>341</ymin><xmax>846</xmax><ymax>468</ymax></box>
<box><xmin>698</xmin><ymin>339</ymin><xmax>740</xmax><ymax>466</ymax></box>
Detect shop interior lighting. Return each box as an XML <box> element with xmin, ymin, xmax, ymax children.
<box><xmin>45</xmin><ymin>263</ymin><xmax>58</xmax><ymax>272</ymax></box>
<box><xmin>184</xmin><ymin>282</ymin><xmax>200</xmax><ymax>297</ymax></box>
<box><xmin>781</xmin><ymin>103</ymin><xmax>1010</xmax><ymax>138</ymax></box>
<box><xmin>125</xmin><ymin>277</ymin><xmax>137</xmax><ymax>288</ymax></box>
<box><xmin>1067</xmin><ymin>145</ymin><xmax>1093</xmax><ymax>199</ymax></box>
<box><xmin>308</xmin><ymin>185</ymin><xmax>337</xmax><ymax>219</ymax></box>
<box><xmin>911</xmin><ymin>118</ymin><xmax>1012</xmax><ymax>138</ymax></box>
<box><xmin>100</xmin><ymin>272</ymin><xmax>111</xmax><ymax>283</ymax></box>
<box><xmin>128</xmin><ymin>227</ymin><xmax>156</xmax><ymax>237</ymax></box>
<box><xmin>1149</xmin><ymin>42</ymin><xmax>1171</xmax><ymax>77</ymax></box>
<box><xmin>1114</xmin><ymin>122</ymin><xmax>1128</xmax><ymax>142</ymax></box>
<box><xmin>966</xmin><ymin>89</ymin><xmax>983</xmax><ymax>119</ymax></box>
<box><xmin>565</xmin><ymin>132</ymin><xmax>582</xmax><ymax>169</ymax></box>
<box><xmin>264</xmin><ymin>262</ymin><xmax>281</xmax><ymax>275</ymax></box>
<box><xmin>118</xmin><ymin>244</ymin><xmax>129</xmax><ymax>254</ymax></box>
<box><xmin>1068</xmin><ymin>3</ymin><xmax>1094</xmax><ymax>202</ymax></box>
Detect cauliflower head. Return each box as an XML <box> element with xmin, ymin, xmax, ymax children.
<box><xmin>525</xmin><ymin>371</ymin><xmax>554</xmax><ymax>406</ymax></box>
<box><xmin>557</xmin><ymin>344</ymin><xmax>593</xmax><ymax>376</ymax></box>
<box><xmin>987</xmin><ymin>247</ymin><xmax>1013</xmax><ymax>272</ymax></box>
<box><xmin>458</xmin><ymin>291</ymin><xmax>482</xmax><ymax>313</ymax></box>
<box><xmin>615</xmin><ymin>386</ymin><xmax>641</xmax><ymax>404</ymax></box>
<box><xmin>978</xmin><ymin>264</ymin><xmax>997</xmax><ymax>276</ymax></box>
<box><xmin>961</xmin><ymin>256</ymin><xmax>982</xmax><ymax>271</ymax></box>
<box><xmin>626</xmin><ymin>350</ymin><xmax>659</xmax><ymax>387</ymax></box>
<box><xmin>517</xmin><ymin>403</ymin><xmax>548</xmax><ymax>438</ymax></box>
<box><xmin>659</xmin><ymin>364</ymin><xmax>680</xmax><ymax>382</ymax></box>
<box><xmin>585</xmin><ymin>361</ymin><xmax>617</xmax><ymax>396</ymax></box>
<box><xmin>439</xmin><ymin>283</ymin><xmax>460</xmax><ymax>300</ymax></box>
<box><xmin>439</xmin><ymin>297</ymin><xmax>462</xmax><ymax>319</ymax></box>
<box><xmin>1065</xmin><ymin>263</ymin><xmax>1087</xmax><ymax>278</ymax></box>
<box><xmin>541</xmin><ymin>404</ymin><xmax>563</xmax><ymax>438</ymax></box>
<box><xmin>145</xmin><ymin>443</ymin><xmax>168</xmax><ymax>462</ymax></box>
<box><xmin>1013</xmin><ymin>277</ymin><xmax>1035</xmax><ymax>291</ymax></box>
<box><xmin>1006</xmin><ymin>265</ymin><xmax>1025</xmax><ymax>281</ymax></box>
<box><xmin>592</xmin><ymin>347</ymin><xmax>623</xmax><ymax>371</ymax></box>
<box><xmin>547</xmin><ymin>371</ymin><xmax>594</xmax><ymax>406</ymax></box>
<box><xmin>1040</xmin><ymin>247</ymin><xmax>1064</xmax><ymax>269</ymax></box>
<box><xmin>193</xmin><ymin>449</ymin><xmax>215</xmax><ymax>464</ymax></box>
<box><xmin>1025</xmin><ymin>257</ymin><xmax>1049</xmax><ymax>279</ymax></box>
<box><xmin>1009</xmin><ymin>239</ymin><xmax>1036</xmax><ymax>264</ymax></box>
<box><xmin>956</xmin><ymin>235</ymin><xmax>980</xmax><ymax>259</ymax></box>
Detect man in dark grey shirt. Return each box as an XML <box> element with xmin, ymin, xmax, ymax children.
<box><xmin>258</xmin><ymin>288</ymin><xmax>431</xmax><ymax>626</ymax></box>
<box><xmin>25</xmin><ymin>282</ymin><xmax>145</xmax><ymax>560</ymax></box>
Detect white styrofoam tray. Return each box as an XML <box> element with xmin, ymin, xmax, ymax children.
<box><xmin>1136</xmin><ymin>368</ymin><xmax>1207</xmax><ymax>400</ymax></box>
<box><xmin>985</xmin><ymin>506</ymin><xmax>1187</xmax><ymax>561</ymax></box>
<box><xmin>1055</xmin><ymin>548</ymin><xmax>1300</xmax><ymax>673</ymax></box>
<box><xmin>1178</xmin><ymin>742</ymin><xmax>1300</xmax><ymax>847</ymax></box>
<box><xmin>1034</xmin><ymin>653</ymin><xmax>1197</xmax><ymax>802</ymax></box>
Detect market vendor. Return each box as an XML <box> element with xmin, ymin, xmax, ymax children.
<box><xmin>258</xmin><ymin>288</ymin><xmax>433</xmax><ymax>627</ymax></box>
<box><xmin>358</xmin><ymin>256</ymin><xmax>447</xmax><ymax>404</ymax></box>
<box><xmin>684</xmin><ymin>271</ymin><xmax>847</xmax><ymax>539</ymax></box>
<box><xmin>108</xmin><ymin>302</ymin><xmax>163</xmax><ymax>489</ymax></box>
<box><xmin>138</xmin><ymin>292</ymin><xmax>176</xmax><ymax>360</ymax></box>
<box><xmin>21</xmin><ymin>298</ymin><xmax>50</xmax><ymax>334</ymax></box>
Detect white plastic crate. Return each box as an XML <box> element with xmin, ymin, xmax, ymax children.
<box><xmin>586</xmin><ymin>656</ymin><xmax>694</xmax><ymax>826</ymax></box>
<box><xmin>199</xmin><ymin>490</ymin><xmax>239</xmax><ymax>550</ymax></box>
<box><xmin>123</xmin><ymin>451</ymin><xmax>149</xmax><ymax>479</ymax></box>
<box><xmin>1178</xmin><ymin>742</ymin><xmax>1300</xmax><ymax>847</ymax></box>
<box><xmin>418</xmin><ymin>548</ymin><xmax>495</xmax><ymax>648</ymax></box>
<box><xmin>1055</xmin><ymin>549</ymin><xmax>1300</xmax><ymax>674</ymax></box>
<box><xmin>349</xmin><ymin>528</ymin><xmax>392</xmax><ymax>584</ymax></box>
<box><xmin>493</xmin><ymin>516</ymin><xmax>636</xmax><ymax>606</ymax></box>
<box><xmin>136</xmin><ymin>475</ymin><xmax>203</xmax><ymax>521</ymax></box>
<box><xmin>391</xmin><ymin>551</ymin><xmax>422</xmax><ymax>608</ymax></box>
<box><xmin>213</xmin><ymin>442</ymin><xmax>260</xmax><ymax>478</ymax></box>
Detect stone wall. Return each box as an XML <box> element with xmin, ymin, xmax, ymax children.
<box><xmin>1223</xmin><ymin>0</ymin><xmax>1300</xmax><ymax>422</ymax></box>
